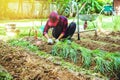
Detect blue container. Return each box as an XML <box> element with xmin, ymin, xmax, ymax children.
<box><xmin>104</xmin><ymin>6</ymin><xmax>113</xmax><ymax>12</ymax></box>
<box><xmin>39</xmin><ymin>25</ymin><xmax>45</xmax><ymax>33</ymax></box>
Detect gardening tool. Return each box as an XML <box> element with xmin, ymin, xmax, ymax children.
<box><xmin>76</xmin><ymin>2</ymin><xmax>105</xmax><ymax>40</ymax></box>
<box><xmin>79</xmin><ymin>14</ymin><xmax>98</xmax><ymax>36</ymax></box>
<box><xmin>75</xmin><ymin>2</ymin><xmax>87</xmax><ymax>40</ymax></box>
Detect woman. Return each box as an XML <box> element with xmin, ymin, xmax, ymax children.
<box><xmin>43</xmin><ymin>11</ymin><xmax>76</xmax><ymax>44</ymax></box>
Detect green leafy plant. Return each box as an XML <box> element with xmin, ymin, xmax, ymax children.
<box><xmin>112</xmin><ymin>16</ymin><xmax>120</xmax><ymax>31</ymax></box>
<box><xmin>0</xmin><ymin>65</ymin><xmax>13</xmax><ymax>80</ymax></box>
<box><xmin>110</xmin><ymin>53</ymin><xmax>120</xmax><ymax>71</ymax></box>
<box><xmin>80</xmin><ymin>47</ymin><xmax>92</xmax><ymax>68</ymax></box>
<box><xmin>8</xmin><ymin>39</ymin><xmax>39</xmax><ymax>52</ymax></box>
<box><xmin>94</xmin><ymin>56</ymin><xmax>111</xmax><ymax>74</ymax></box>
<box><xmin>0</xmin><ymin>72</ymin><xmax>13</xmax><ymax>80</ymax></box>
<box><xmin>51</xmin><ymin>40</ymin><xmax>80</xmax><ymax>63</ymax></box>
<box><xmin>92</xmin><ymin>50</ymin><xmax>120</xmax><ymax>78</ymax></box>
<box><xmin>92</xmin><ymin>49</ymin><xmax>111</xmax><ymax>74</ymax></box>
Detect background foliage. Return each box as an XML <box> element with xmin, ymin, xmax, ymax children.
<box><xmin>0</xmin><ymin>0</ymin><xmax>113</xmax><ymax>19</ymax></box>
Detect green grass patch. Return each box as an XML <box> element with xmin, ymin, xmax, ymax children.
<box><xmin>8</xmin><ymin>39</ymin><xmax>39</xmax><ymax>52</ymax></box>
<box><xmin>0</xmin><ymin>65</ymin><xmax>13</xmax><ymax>80</ymax></box>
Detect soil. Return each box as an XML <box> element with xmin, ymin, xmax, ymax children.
<box><xmin>25</xmin><ymin>31</ymin><xmax>120</xmax><ymax>53</ymax></box>
<box><xmin>73</xmin><ymin>31</ymin><xmax>120</xmax><ymax>52</ymax></box>
<box><xmin>23</xmin><ymin>31</ymin><xmax>120</xmax><ymax>54</ymax></box>
<box><xmin>109</xmin><ymin>31</ymin><xmax>120</xmax><ymax>37</ymax></box>
<box><xmin>0</xmin><ymin>31</ymin><xmax>120</xmax><ymax>80</ymax></box>
<box><xmin>0</xmin><ymin>40</ymin><xmax>87</xmax><ymax>80</ymax></box>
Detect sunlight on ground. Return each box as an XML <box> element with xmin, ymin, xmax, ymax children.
<box><xmin>0</xmin><ymin>21</ymin><xmax>46</xmax><ymax>27</ymax></box>
<box><xmin>0</xmin><ymin>35</ymin><xmax>10</xmax><ymax>41</ymax></box>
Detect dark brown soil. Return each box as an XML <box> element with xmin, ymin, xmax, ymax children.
<box><xmin>24</xmin><ymin>31</ymin><xmax>120</xmax><ymax>53</ymax></box>
<box><xmin>108</xmin><ymin>31</ymin><xmax>120</xmax><ymax>37</ymax></box>
<box><xmin>73</xmin><ymin>31</ymin><xmax>120</xmax><ymax>52</ymax></box>
<box><xmin>0</xmin><ymin>40</ymin><xmax>87</xmax><ymax>80</ymax></box>
<box><xmin>79</xmin><ymin>33</ymin><xmax>120</xmax><ymax>45</ymax></box>
<box><xmin>1</xmin><ymin>31</ymin><xmax>119</xmax><ymax>80</ymax></box>
<box><xmin>75</xmin><ymin>39</ymin><xmax>120</xmax><ymax>52</ymax></box>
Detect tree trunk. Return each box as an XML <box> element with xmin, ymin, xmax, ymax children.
<box><xmin>30</xmin><ymin>0</ymin><xmax>35</xmax><ymax>18</ymax></box>
<box><xmin>18</xmin><ymin>0</ymin><xmax>23</xmax><ymax>18</ymax></box>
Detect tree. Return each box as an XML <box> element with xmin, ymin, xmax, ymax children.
<box><xmin>0</xmin><ymin>0</ymin><xmax>9</xmax><ymax>18</ymax></box>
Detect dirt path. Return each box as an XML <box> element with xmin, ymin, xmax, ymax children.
<box><xmin>0</xmin><ymin>41</ymin><xmax>87</xmax><ymax>80</ymax></box>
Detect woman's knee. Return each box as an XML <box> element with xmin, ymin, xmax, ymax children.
<box><xmin>70</xmin><ymin>22</ymin><xmax>76</xmax><ymax>28</ymax></box>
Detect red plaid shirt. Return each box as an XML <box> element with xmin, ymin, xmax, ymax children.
<box><xmin>43</xmin><ymin>16</ymin><xmax>68</xmax><ymax>35</ymax></box>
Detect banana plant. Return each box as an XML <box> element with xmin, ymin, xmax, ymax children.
<box><xmin>79</xmin><ymin>0</ymin><xmax>103</xmax><ymax>14</ymax></box>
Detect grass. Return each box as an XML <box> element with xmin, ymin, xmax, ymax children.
<box><xmin>82</xmin><ymin>15</ymin><xmax>120</xmax><ymax>31</ymax></box>
<box><xmin>0</xmin><ymin>65</ymin><xmax>13</xmax><ymax>80</ymax></box>
<box><xmin>8</xmin><ymin>39</ymin><xmax>39</xmax><ymax>52</ymax></box>
<box><xmin>0</xmin><ymin>15</ymin><xmax>120</xmax><ymax>37</ymax></box>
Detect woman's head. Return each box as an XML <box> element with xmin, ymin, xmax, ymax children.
<box><xmin>48</xmin><ymin>11</ymin><xmax>59</xmax><ymax>26</ymax></box>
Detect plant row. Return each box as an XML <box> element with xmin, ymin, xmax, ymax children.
<box><xmin>51</xmin><ymin>40</ymin><xmax>120</xmax><ymax>79</ymax></box>
<box><xmin>8</xmin><ymin>39</ymin><xmax>120</xmax><ymax>79</ymax></box>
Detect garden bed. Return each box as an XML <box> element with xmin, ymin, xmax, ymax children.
<box><xmin>1</xmin><ymin>30</ymin><xmax>120</xmax><ymax>80</ymax></box>
<box><xmin>20</xmin><ymin>31</ymin><xmax>120</xmax><ymax>80</ymax></box>
<box><xmin>74</xmin><ymin>31</ymin><xmax>120</xmax><ymax>52</ymax></box>
<box><xmin>0</xmin><ymin>40</ymin><xmax>87</xmax><ymax>80</ymax></box>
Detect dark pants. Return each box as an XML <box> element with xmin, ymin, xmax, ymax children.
<box><xmin>52</xmin><ymin>22</ymin><xmax>76</xmax><ymax>39</ymax></box>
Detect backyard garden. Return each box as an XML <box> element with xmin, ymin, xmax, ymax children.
<box><xmin>0</xmin><ymin>0</ymin><xmax>120</xmax><ymax>80</ymax></box>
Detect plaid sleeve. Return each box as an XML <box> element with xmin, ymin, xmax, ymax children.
<box><xmin>61</xmin><ymin>17</ymin><xmax>68</xmax><ymax>35</ymax></box>
<box><xmin>43</xmin><ymin>21</ymin><xmax>50</xmax><ymax>35</ymax></box>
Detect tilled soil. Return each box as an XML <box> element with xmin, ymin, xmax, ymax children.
<box><xmin>108</xmin><ymin>31</ymin><xmax>120</xmax><ymax>37</ymax></box>
<box><xmin>73</xmin><ymin>31</ymin><xmax>120</xmax><ymax>52</ymax></box>
<box><xmin>1</xmin><ymin>31</ymin><xmax>119</xmax><ymax>80</ymax></box>
<box><xmin>80</xmin><ymin>33</ymin><xmax>120</xmax><ymax>45</ymax></box>
<box><xmin>23</xmin><ymin>31</ymin><xmax>120</xmax><ymax>53</ymax></box>
<box><xmin>0</xmin><ymin>40</ymin><xmax>87</xmax><ymax>80</ymax></box>
<box><xmin>75</xmin><ymin>39</ymin><xmax>120</xmax><ymax>52</ymax></box>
